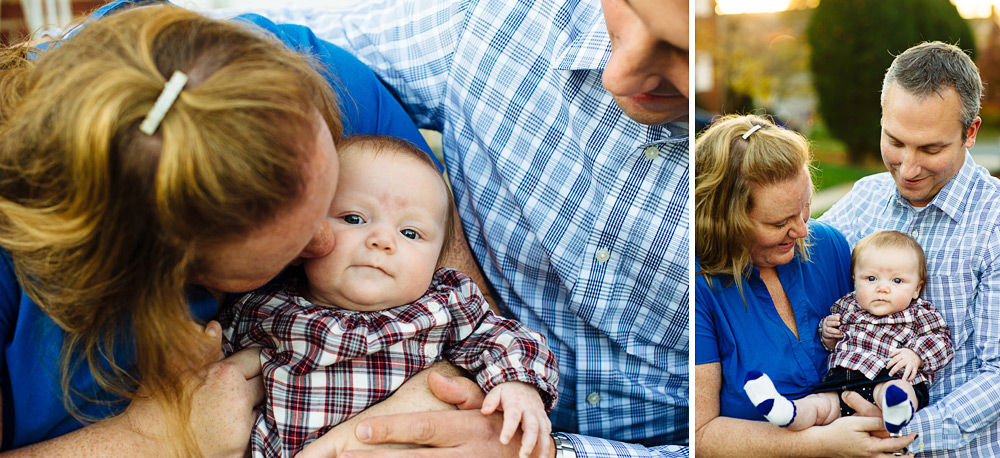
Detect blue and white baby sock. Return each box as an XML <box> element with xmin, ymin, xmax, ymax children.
<box><xmin>882</xmin><ymin>385</ymin><xmax>914</xmax><ymax>435</ymax></box>
<box><xmin>744</xmin><ymin>370</ymin><xmax>796</xmax><ymax>427</ymax></box>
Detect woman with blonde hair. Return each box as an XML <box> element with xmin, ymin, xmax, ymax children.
<box><xmin>693</xmin><ymin>114</ymin><xmax>917</xmax><ymax>457</ymax></box>
<box><xmin>0</xmin><ymin>1</ymin><xmax>434</xmax><ymax>455</ymax></box>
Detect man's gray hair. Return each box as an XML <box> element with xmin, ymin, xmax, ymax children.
<box><xmin>881</xmin><ymin>41</ymin><xmax>983</xmax><ymax>138</ymax></box>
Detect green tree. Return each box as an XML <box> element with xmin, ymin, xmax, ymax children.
<box><xmin>807</xmin><ymin>0</ymin><xmax>976</xmax><ymax>164</ymax></box>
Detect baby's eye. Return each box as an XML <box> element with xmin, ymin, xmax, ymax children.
<box><xmin>401</xmin><ymin>229</ymin><xmax>420</xmax><ymax>240</ymax></box>
<box><xmin>893</xmin><ymin>278</ymin><xmax>903</xmax><ymax>284</ymax></box>
<box><xmin>342</xmin><ymin>215</ymin><xmax>364</xmax><ymax>225</ymax></box>
<box><xmin>866</xmin><ymin>276</ymin><xmax>876</xmax><ymax>282</ymax></box>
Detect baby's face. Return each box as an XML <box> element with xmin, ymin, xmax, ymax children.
<box><xmin>303</xmin><ymin>151</ymin><xmax>449</xmax><ymax>311</ymax></box>
<box><xmin>853</xmin><ymin>246</ymin><xmax>922</xmax><ymax>316</ymax></box>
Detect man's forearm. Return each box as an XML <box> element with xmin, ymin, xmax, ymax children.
<box><xmin>439</xmin><ymin>203</ymin><xmax>500</xmax><ymax>313</ymax></box>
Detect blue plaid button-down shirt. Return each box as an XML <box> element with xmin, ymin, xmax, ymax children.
<box><xmin>215</xmin><ymin>0</ymin><xmax>689</xmax><ymax>456</ymax></box>
<box><xmin>820</xmin><ymin>153</ymin><xmax>1000</xmax><ymax>457</ymax></box>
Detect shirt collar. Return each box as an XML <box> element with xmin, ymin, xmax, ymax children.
<box><xmin>552</xmin><ymin>1</ymin><xmax>610</xmax><ymax>71</ymax></box>
<box><xmin>891</xmin><ymin>150</ymin><xmax>976</xmax><ymax>222</ymax></box>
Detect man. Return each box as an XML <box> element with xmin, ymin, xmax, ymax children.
<box><xmin>216</xmin><ymin>0</ymin><xmax>690</xmax><ymax>457</ymax></box>
<box><xmin>820</xmin><ymin>41</ymin><xmax>1000</xmax><ymax>457</ymax></box>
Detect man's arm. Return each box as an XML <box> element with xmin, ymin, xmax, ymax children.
<box><xmin>439</xmin><ymin>201</ymin><xmax>499</xmax><ymax>312</ymax></box>
<box><xmin>206</xmin><ymin>0</ymin><xmax>467</xmax><ymax>131</ymax></box>
<box><xmin>904</xmin><ymin>225</ymin><xmax>1000</xmax><ymax>451</ymax></box>
<box><xmin>333</xmin><ymin>371</ymin><xmax>689</xmax><ymax>458</ymax></box>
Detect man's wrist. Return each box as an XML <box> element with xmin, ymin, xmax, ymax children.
<box><xmin>551</xmin><ymin>432</ymin><xmax>576</xmax><ymax>458</ymax></box>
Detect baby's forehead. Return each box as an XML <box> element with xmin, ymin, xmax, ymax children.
<box><xmin>339</xmin><ymin>143</ymin><xmax>438</xmax><ymax>172</ymax></box>
<box><xmin>337</xmin><ymin>147</ymin><xmax>449</xmax><ymax>215</ymax></box>
<box><xmin>855</xmin><ymin>245</ymin><xmax>920</xmax><ymax>267</ymax></box>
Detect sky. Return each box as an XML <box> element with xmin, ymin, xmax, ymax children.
<box><xmin>716</xmin><ymin>0</ymin><xmax>1000</xmax><ymax>17</ymax></box>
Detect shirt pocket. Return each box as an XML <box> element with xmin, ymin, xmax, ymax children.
<box><xmin>925</xmin><ymin>271</ymin><xmax>976</xmax><ymax>347</ymax></box>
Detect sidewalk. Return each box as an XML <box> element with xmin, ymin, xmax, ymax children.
<box><xmin>812</xmin><ymin>140</ymin><xmax>1000</xmax><ymax>216</ymax></box>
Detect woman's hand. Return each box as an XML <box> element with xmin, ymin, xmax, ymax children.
<box><xmin>121</xmin><ymin>321</ymin><xmax>265</xmax><ymax>458</ymax></box>
<box><xmin>807</xmin><ymin>415</ymin><xmax>916</xmax><ymax>458</ymax></box>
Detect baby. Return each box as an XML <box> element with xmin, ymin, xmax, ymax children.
<box><xmin>744</xmin><ymin>230</ymin><xmax>953</xmax><ymax>433</ymax></box>
<box><xmin>222</xmin><ymin>134</ymin><xmax>558</xmax><ymax>458</ymax></box>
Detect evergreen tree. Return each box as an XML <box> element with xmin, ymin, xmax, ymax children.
<box><xmin>807</xmin><ymin>0</ymin><xmax>975</xmax><ymax>164</ymax></box>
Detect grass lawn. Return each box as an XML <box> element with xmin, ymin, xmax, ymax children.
<box><xmin>812</xmin><ymin>160</ymin><xmax>883</xmax><ymax>190</ymax></box>
<box><xmin>807</xmin><ymin>131</ymin><xmax>883</xmax><ymax>191</ymax></box>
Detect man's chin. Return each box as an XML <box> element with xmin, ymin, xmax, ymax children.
<box><xmin>894</xmin><ymin>182</ymin><xmax>934</xmax><ymax>207</ymax></box>
<box><xmin>612</xmin><ymin>94</ymin><xmax>688</xmax><ymax>126</ymax></box>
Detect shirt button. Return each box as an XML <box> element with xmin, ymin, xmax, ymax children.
<box><xmin>595</xmin><ymin>248</ymin><xmax>610</xmax><ymax>263</ymax></box>
<box><xmin>644</xmin><ymin>146</ymin><xmax>658</xmax><ymax>160</ymax></box>
<box><xmin>918</xmin><ymin>441</ymin><xmax>925</xmax><ymax>451</ymax></box>
<box><xmin>428</xmin><ymin>302</ymin><xmax>442</xmax><ymax>313</ymax></box>
<box><xmin>911</xmin><ymin>230</ymin><xmax>918</xmax><ymax>239</ymax></box>
<box><xmin>964</xmin><ymin>434</ymin><xmax>970</xmax><ymax>440</ymax></box>
<box><xmin>426</xmin><ymin>346</ymin><xmax>438</xmax><ymax>358</ymax></box>
<box><xmin>586</xmin><ymin>392</ymin><xmax>601</xmax><ymax>405</ymax></box>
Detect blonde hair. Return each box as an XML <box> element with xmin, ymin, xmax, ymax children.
<box><xmin>695</xmin><ymin>114</ymin><xmax>812</xmax><ymax>291</ymax></box>
<box><xmin>337</xmin><ymin>134</ymin><xmax>453</xmax><ymax>259</ymax></box>
<box><xmin>851</xmin><ymin>231</ymin><xmax>928</xmax><ymax>289</ymax></box>
<box><xmin>0</xmin><ymin>5</ymin><xmax>341</xmax><ymax>455</ymax></box>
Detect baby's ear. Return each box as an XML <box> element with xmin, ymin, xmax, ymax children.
<box><xmin>913</xmin><ymin>283</ymin><xmax>922</xmax><ymax>300</ymax></box>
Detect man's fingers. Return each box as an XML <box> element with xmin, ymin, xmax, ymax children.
<box><xmin>341</xmin><ymin>449</ymin><xmax>462</xmax><ymax>458</ymax></box>
<box><xmin>877</xmin><ymin>433</ymin><xmax>917</xmax><ymax>453</ymax></box>
<box><xmin>427</xmin><ymin>371</ymin><xmax>485</xmax><ymax>410</ymax></box>
<box><xmin>356</xmin><ymin>410</ymin><xmax>468</xmax><ymax>447</ymax></box>
<box><xmin>296</xmin><ymin>431</ymin><xmax>341</xmax><ymax>458</ymax></box>
<box><xmin>843</xmin><ymin>390</ymin><xmax>882</xmax><ymax>417</ymax></box>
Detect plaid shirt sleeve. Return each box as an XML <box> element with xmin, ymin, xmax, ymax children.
<box><xmin>435</xmin><ymin>269</ymin><xmax>559</xmax><ymax>410</ymax></box>
<box><xmin>909</xmin><ymin>298</ymin><xmax>954</xmax><ymax>378</ymax></box>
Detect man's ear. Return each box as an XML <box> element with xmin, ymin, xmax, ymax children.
<box><xmin>965</xmin><ymin>116</ymin><xmax>982</xmax><ymax>149</ymax></box>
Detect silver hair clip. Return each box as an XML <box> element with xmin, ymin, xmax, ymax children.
<box><xmin>741</xmin><ymin>125</ymin><xmax>763</xmax><ymax>140</ymax></box>
<box><xmin>139</xmin><ymin>70</ymin><xmax>189</xmax><ymax>135</ymax></box>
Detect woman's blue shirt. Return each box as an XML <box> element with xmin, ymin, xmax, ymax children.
<box><xmin>694</xmin><ymin>221</ymin><xmax>852</xmax><ymax>421</ymax></box>
<box><xmin>0</xmin><ymin>0</ymin><xmax>431</xmax><ymax>449</ymax></box>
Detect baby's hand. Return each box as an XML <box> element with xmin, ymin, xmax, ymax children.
<box><xmin>888</xmin><ymin>348</ymin><xmax>923</xmax><ymax>381</ymax></box>
<box><xmin>821</xmin><ymin>313</ymin><xmax>843</xmax><ymax>349</ymax></box>
<box><xmin>481</xmin><ymin>381</ymin><xmax>550</xmax><ymax>458</ymax></box>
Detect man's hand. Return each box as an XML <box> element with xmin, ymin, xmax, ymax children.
<box><xmin>809</xmin><ymin>414</ymin><xmax>916</xmax><ymax>458</ymax></box>
<box><xmin>338</xmin><ymin>372</ymin><xmax>555</xmax><ymax>458</ymax></box>
<box><xmin>887</xmin><ymin>348</ymin><xmax>923</xmax><ymax>382</ymax></box>
<box><xmin>842</xmin><ymin>390</ymin><xmax>901</xmax><ymax>441</ymax></box>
